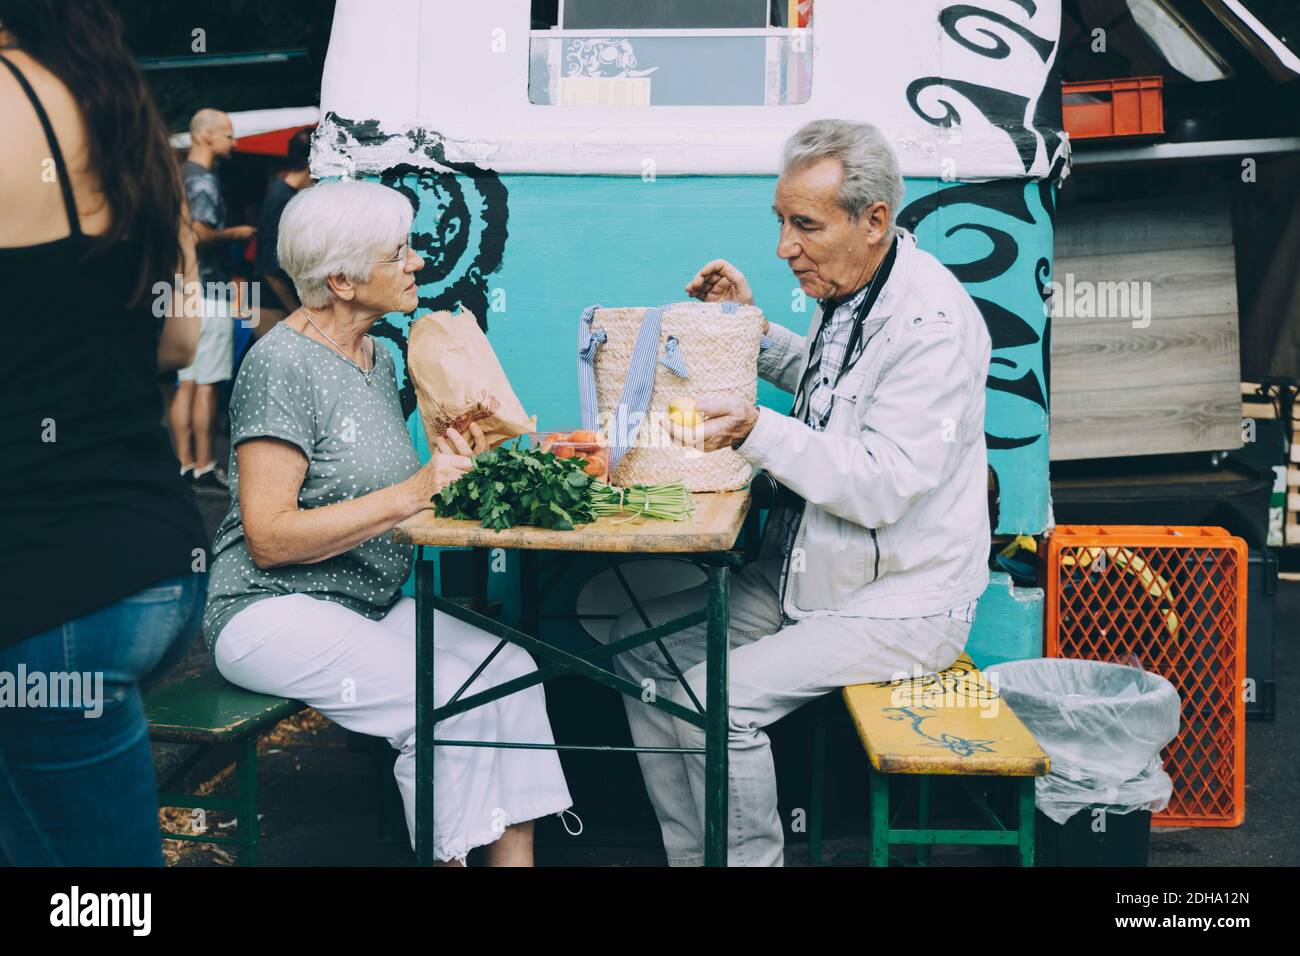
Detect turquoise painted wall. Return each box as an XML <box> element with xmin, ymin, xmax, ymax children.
<box><xmin>966</xmin><ymin>571</ymin><xmax>1045</xmax><ymax>668</ymax></box>
<box><xmin>371</xmin><ymin>173</ymin><xmax>1051</xmax><ymax>535</ymax></box>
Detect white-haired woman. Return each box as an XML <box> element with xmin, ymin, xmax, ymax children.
<box><xmin>203</xmin><ymin>180</ymin><xmax>572</xmax><ymax>866</ymax></box>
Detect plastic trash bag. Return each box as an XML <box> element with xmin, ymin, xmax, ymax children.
<box><xmin>983</xmin><ymin>658</ymin><xmax>1181</xmax><ymax>825</ymax></box>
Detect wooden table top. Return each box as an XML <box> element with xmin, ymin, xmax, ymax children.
<box><xmin>393</xmin><ymin>489</ymin><xmax>751</xmax><ymax>554</ymax></box>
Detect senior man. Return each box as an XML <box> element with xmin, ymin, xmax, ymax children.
<box><xmin>603</xmin><ymin>119</ymin><xmax>992</xmax><ymax>867</ymax></box>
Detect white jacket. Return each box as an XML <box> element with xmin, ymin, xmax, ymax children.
<box><xmin>736</xmin><ymin>229</ymin><xmax>992</xmax><ymax>620</ymax></box>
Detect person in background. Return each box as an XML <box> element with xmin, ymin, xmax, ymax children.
<box><xmin>251</xmin><ymin>127</ymin><xmax>313</xmax><ymax>339</ymax></box>
<box><xmin>0</xmin><ymin>0</ymin><xmax>208</xmax><ymax>866</ymax></box>
<box><xmin>169</xmin><ymin>107</ymin><xmax>256</xmax><ymax>491</ymax></box>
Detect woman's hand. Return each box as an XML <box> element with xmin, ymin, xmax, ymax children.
<box><xmin>403</xmin><ymin>423</ymin><xmax>490</xmax><ymax>512</ymax></box>
<box><xmin>403</xmin><ymin>453</ymin><xmax>472</xmax><ymax>513</ymax></box>
<box><xmin>434</xmin><ymin>421</ymin><xmax>490</xmax><ymax>457</ymax></box>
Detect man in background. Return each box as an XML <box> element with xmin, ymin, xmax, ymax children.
<box><xmin>251</xmin><ymin>127</ymin><xmax>313</xmax><ymax>338</ymax></box>
<box><xmin>169</xmin><ymin>107</ymin><xmax>256</xmax><ymax>490</ymax></box>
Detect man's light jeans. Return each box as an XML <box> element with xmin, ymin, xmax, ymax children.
<box><xmin>602</xmin><ymin>557</ymin><xmax>970</xmax><ymax>867</ymax></box>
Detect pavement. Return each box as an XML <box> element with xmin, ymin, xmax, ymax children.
<box><xmin>155</xmin><ymin>436</ymin><xmax>1298</xmax><ymax>867</ymax></box>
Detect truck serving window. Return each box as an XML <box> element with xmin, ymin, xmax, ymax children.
<box><xmin>528</xmin><ymin>0</ymin><xmax>814</xmax><ymax>106</ymax></box>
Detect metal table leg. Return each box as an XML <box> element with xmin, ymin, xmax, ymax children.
<box><xmin>414</xmin><ymin>545</ymin><xmax>738</xmax><ymax>867</ymax></box>
<box><xmin>415</xmin><ymin>551</ymin><xmax>436</xmax><ymax>866</ymax></box>
<box><xmin>703</xmin><ymin>561</ymin><xmax>730</xmax><ymax>867</ymax></box>
<box><xmin>519</xmin><ymin>549</ymin><xmax>540</xmax><ymax>638</ymax></box>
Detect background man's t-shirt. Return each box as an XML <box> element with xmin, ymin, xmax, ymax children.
<box><xmin>182</xmin><ymin>159</ymin><xmax>227</xmax><ymax>284</ymax></box>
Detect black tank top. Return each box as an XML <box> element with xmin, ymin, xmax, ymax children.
<box><xmin>0</xmin><ymin>52</ymin><xmax>207</xmax><ymax>645</ymax></box>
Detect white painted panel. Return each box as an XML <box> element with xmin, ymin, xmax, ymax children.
<box><xmin>317</xmin><ymin>0</ymin><xmax>1069</xmax><ymax>179</ymax></box>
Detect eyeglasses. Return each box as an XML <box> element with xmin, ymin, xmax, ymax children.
<box><xmin>370</xmin><ymin>240</ymin><xmax>411</xmax><ymax>265</ymax></box>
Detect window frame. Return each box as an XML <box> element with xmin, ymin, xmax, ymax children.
<box><xmin>527</xmin><ymin>0</ymin><xmax>813</xmax><ymax>107</ymax></box>
<box><xmin>533</xmin><ymin>0</ymin><xmax>802</xmax><ymax>34</ymax></box>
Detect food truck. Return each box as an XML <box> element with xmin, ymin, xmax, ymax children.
<box><xmin>314</xmin><ymin>0</ymin><xmax>1068</xmax><ymax>662</ymax></box>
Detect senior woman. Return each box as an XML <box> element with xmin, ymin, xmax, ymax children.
<box><xmin>203</xmin><ymin>180</ymin><xmax>572</xmax><ymax>866</ymax></box>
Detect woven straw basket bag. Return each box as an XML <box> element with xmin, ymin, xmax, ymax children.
<box><xmin>577</xmin><ymin>301</ymin><xmax>764</xmax><ymax>491</ymax></box>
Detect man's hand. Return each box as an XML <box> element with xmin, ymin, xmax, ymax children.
<box><xmin>686</xmin><ymin>259</ymin><xmax>755</xmax><ymax>306</ymax></box>
<box><xmin>666</xmin><ymin>394</ymin><xmax>760</xmax><ymax>454</ymax></box>
<box><xmin>191</xmin><ymin>222</ymin><xmax>256</xmax><ymax>246</ymax></box>
<box><xmin>685</xmin><ymin>260</ymin><xmax>769</xmax><ymax>334</ymax></box>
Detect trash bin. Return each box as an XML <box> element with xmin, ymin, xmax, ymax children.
<box><xmin>983</xmin><ymin>658</ymin><xmax>1181</xmax><ymax>866</ymax></box>
<box><xmin>1034</xmin><ymin>806</ymin><xmax>1152</xmax><ymax>867</ymax></box>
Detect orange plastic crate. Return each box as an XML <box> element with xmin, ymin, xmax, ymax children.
<box><xmin>1062</xmin><ymin>76</ymin><xmax>1164</xmax><ymax>139</ymax></box>
<box><xmin>1045</xmin><ymin>526</ymin><xmax>1246</xmax><ymax>827</ymax></box>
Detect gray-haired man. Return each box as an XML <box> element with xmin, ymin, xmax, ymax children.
<box><xmin>602</xmin><ymin>119</ymin><xmax>992</xmax><ymax>866</ymax></box>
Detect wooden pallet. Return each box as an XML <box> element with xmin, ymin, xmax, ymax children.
<box><xmin>1049</xmin><ymin>196</ymin><xmax>1242</xmax><ymax>462</ymax></box>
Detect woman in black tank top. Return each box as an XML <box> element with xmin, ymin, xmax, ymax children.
<box><xmin>0</xmin><ymin>1</ymin><xmax>208</xmax><ymax>866</ymax></box>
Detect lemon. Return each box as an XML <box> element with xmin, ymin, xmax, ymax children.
<box><xmin>668</xmin><ymin>409</ymin><xmax>702</xmax><ymax>427</ymax></box>
<box><xmin>668</xmin><ymin>397</ymin><xmax>696</xmax><ymax>419</ymax></box>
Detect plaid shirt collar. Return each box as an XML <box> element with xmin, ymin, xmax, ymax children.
<box><xmin>803</xmin><ymin>284</ymin><xmax>872</xmax><ymax>430</ymax></box>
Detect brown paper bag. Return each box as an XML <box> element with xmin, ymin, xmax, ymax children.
<box><xmin>408</xmin><ymin>309</ymin><xmax>534</xmax><ymax>449</ymax></box>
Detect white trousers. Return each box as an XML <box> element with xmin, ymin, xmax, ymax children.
<box><xmin>215</xmin><ymin>594</ymin><xmax>573</xmax><ymax>863</ymax></box>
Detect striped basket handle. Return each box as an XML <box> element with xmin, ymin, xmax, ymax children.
<box><xmin>577</xmin><ymin>303</ymin><xmax>605</xmax><ymax>433</ymax></box>
<box><xmin>576</xmin><ymin>304</ymin><xmax>693</xmax><ymax>475</ymax></box>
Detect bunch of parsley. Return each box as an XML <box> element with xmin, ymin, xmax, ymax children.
<box><xmin>433</xmin><ymin>443</ymin><xmax>597</xmax><ymax>531</ymax></box>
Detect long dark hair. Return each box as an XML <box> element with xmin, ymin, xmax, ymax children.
<box><xmin>0</xmin><ymin>0</ymin><xmax>182</xmax><ymax>306</ymax></box>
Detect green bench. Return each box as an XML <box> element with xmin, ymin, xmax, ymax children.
<box><xmin>146</xmin><ymin>669</ymin><xmax>306</xmax><ymax>866</ymax></box>
<box><xmin>808</xmin><ymin>654</ymin><xmax>1050</xmax><ymax>866</ymax></box>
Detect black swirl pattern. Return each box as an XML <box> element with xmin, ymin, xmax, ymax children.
<box><xmin>321</xmin><ymin>113</ymin><xmax>510</xmax><ymax>420</ymax></box>
<box><xmin>898</xmin><ymin>180</ymin><xmax>1049</xmax><ymax>454</ymax></box>
<box><xmin>906</xmin><ymin>76</ymin><xmax>1038</xmax><ymax>172</ymax></box>
<box><xmin>907</xmin><ymin>2</ymin><xmax>1063</xmax><ymax>175</ymax></box>
<box><xmin>939</xmin><ymin>4</ymin><xmax>1055</xmax><ymax>61</ymax></box>
<box><xmin>901</xmin><ymin>3</ymin><xmax>1064</xmax><ymax>471</ymax></box>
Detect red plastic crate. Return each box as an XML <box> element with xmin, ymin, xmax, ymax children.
<box><xmin>1062</xmin><ymin>76</ymin><xmax>1164</xmax><ymax>139</ymax></box>
<box><xmin>1045</xmin><ymin>526</ymin><xmax>1246</xmax><ymax>827</ymax></box>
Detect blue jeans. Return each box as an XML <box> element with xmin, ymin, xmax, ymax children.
<box><xmin>0</xmin><ymin>572</ymin><xmax>207</xmax><ymax>866</ymax></box>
